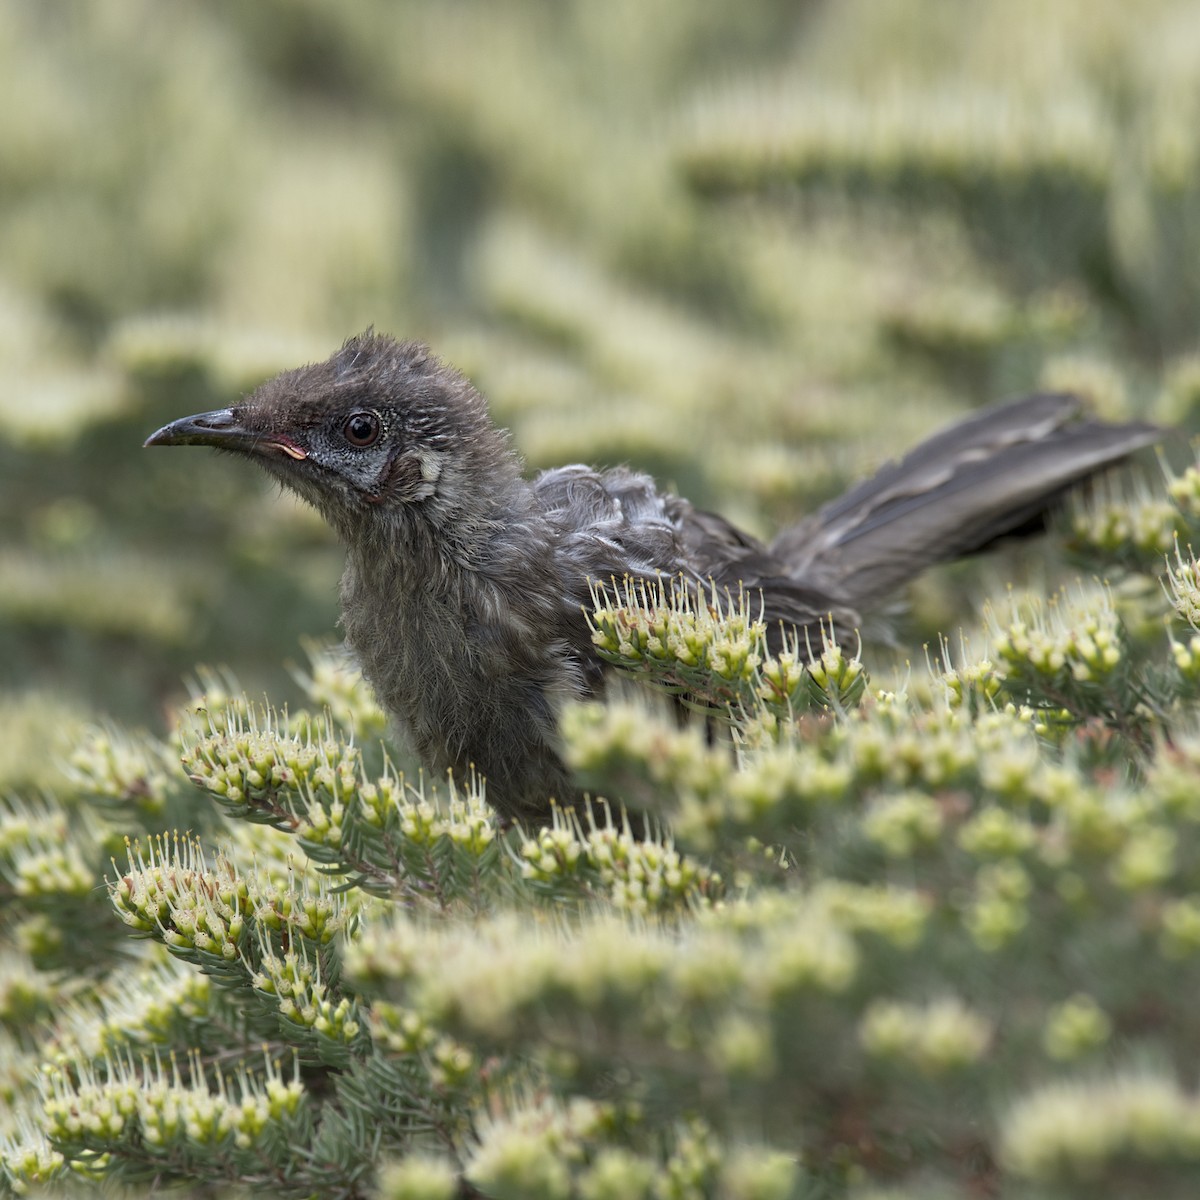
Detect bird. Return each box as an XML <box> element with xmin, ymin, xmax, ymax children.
<box><xmin>146</xmin><ymin>330</ymin><xmax>1159</xmax><ymax>823</ymax></box>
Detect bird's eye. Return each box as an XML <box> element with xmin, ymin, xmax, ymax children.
<box><xmin>343</xmin><ymin>411</ymin><xmax>381</xmax><ymax>448</ymax></box>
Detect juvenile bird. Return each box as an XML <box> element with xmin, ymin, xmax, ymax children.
<box><xmin>146</xmin><ymin>331</ymin><xmax>1158</xmax><ymax>821</ymax></box>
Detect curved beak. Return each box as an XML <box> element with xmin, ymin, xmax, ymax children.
<box><xmin>145</xmin><ymin>408</ymin><xmax>250</xmax><ymax>449</ymax></box>
<box><xmin>144</xmin><ymin>409</ymin><xmax>307</xmax><ymax>460</ymax></box>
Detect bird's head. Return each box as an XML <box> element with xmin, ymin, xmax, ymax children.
<box><xmin>145</xmin><ymin>331</ymin><xmax>519</xmax><ymax>543</ymax></box>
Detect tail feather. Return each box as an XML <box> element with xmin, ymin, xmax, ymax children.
<box><xmin>770</xmin><ymin>393</ymin><xmax>1160</xmax><ymax>611</ymax></box>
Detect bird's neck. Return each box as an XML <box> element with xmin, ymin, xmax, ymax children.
<box><xmin>345</xmin><ymin>469</ymin><xmax>552</xmax><ymax>604</ymax></box>
<box><xmin>338</xmin><ymin>469</ymin><xmax>571</xmax><ymax>749</ymax></box>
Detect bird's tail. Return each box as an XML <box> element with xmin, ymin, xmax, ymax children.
<box><xmin>769</xmin><ymin>393</ymin><xmax>1160</xmax><ymax>612</ymax></box>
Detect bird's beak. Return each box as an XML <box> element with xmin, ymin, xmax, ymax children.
<box><xmin>144</xmin><ymin>409</ymin><xmax>308</xmax><ymax>460</ymax></box>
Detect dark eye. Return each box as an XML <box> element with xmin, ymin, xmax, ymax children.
<box><xmin>343</xmin><ymin>411</ymin><xmax>381</xmax><ymax>448</ymax></box>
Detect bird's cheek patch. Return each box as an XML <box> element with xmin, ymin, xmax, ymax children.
<box><xmin>372</xmin><ymin>450</ymin><xmax>440</xmax><ymax>503</ymax></box>
<box><xmin>418</xmin><ymin>452</ymin><xmax>443</xmax><ymax>486</ymax></box>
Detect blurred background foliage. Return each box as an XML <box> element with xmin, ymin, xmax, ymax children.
<box><xmin>3</xmin><ymin>0</ymin><xmax>1200</xmax><ymax>767</ymax></box>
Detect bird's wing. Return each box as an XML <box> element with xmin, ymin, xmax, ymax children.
<box><xmin>534</xmin><ymin>465</ymin><xmax>856</xmax><ymax>654</ymax></box>
<box><xmin>533</xmin><ymin>464</ymin><xmax>692</xmax><ymax>580</ymax></box>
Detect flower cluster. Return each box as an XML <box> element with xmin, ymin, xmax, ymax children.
<box><xmin>72</xmin><ymin>959</ymin><xmax>214</xmax><ymax>1060</ymax></box>
<box><xmin>1002</xmin><ymin>1073</ymin><xmax>1200</xmax><ymax>1183</ymax></box>
<box><xmin>991</xmin><ymin>586</ymin><xmax>1124</xmax><ymax>687</ymax></box>
<box><xmin>586</xmin><ymin>574</ymin><xmax>865</xmax><ymax>719</ymax></box>
<box><xmin>815</xmin><ymin>882</ymin><xmax>931</xmax><ymax>949</ymax></box>
<box><xmin>802</xmin><ymin>626</ymin><xmax>867</xmax><ymax>708</ymax></box>
<box><xmin>0</xmin><ymin>796</ymin><xmax>96</xmax><ymax>904</ymax></box>
<box><xmin>654</xmin><ymin>696</ymin><xmax>1065</xmax><ymax>850</ymax></box>
<box><xmin>561</xmin><ymin>698</ymin><xmax>730</xmax><ymax>823</ymax></box>
<box><xmin>1068</xmin><ymin>475</ymin><xmax>1182</xmax><ymax>561</ymax></box>
<box><xmin>109</xmin><ymin>834</ymin><xmax>246</xmax><ymax>962</ymax></box>
<box><xmin>41</xmin><ymin>1052</ymin><xmax>308</xmax><ymax>1162</ymax></box>
<box><xmin>1042</xmin><ymin>993</ymin><xmax>1112</xmax><ymax>1060</ymax></box>
<box><xmin>376</xmin><ymin>1155</ymin><xmax>458</xmax><ymax>1200</ymax></box>
<box><xmin>465</xmin><ymin>1099</ymin><xmax>796</xmax><ymax>1200</ymax></box>
<box><xmin>248</xmin><ymin>857</ymin><xmax>350</xmax><ymax>945</ymax></box>
<box><xmin>175</xmin><ymin>682</ymin><xmax>507</xmax><ymax>903</ymax></box>
<box><xmin>0</xmin><ymin>1122</ymin><xmax>66</xmax><ymax>1194</ymax></box>
<box><xmin>179</xmin><ymin>704</ymin><xmax>359</xmax><ymax>830</ymax></box>
<box><xmin>859</xmin><ymin>996</ymin><xmax>992</xmax><ymax>1074</ymax></box>
<box><xmin>361</xmin><ymin>894</ymin><xmax>858</xmax><ymax>1063</ymax></box>
<box><xmin>588</xmin><ymin>575</ymin><xmax>768</xmax><ymax>703</ymax></box>
<box><xmin>1167</xmin><ymin>462</ymin><xmax>1200</xmax><ymax>520</ymax></box>
<box><xmin>251</xmin><ymin>938</ymin><xmax>363</xmax><ymax>1048</ymax></box>
<box><xmin>937</xmin><ymin>639</ymin><xmax>1003</xmax><ymax>711</ymax></box>
<box><xmin>966</xmin><ymin>862</ymin><xmax>1032</xmax><ymax>951</ymax></box>
<box><xmin>1165</xmin><ymin>541</ymin><xmax>1200</xmax><ymax>628</ymax></box>
<box><xmin>335</xmin><ymin>768</ymin><xmax>502</xmax><ymax>904</ymax></box>
<box><xmin>1169</xmin><ymin>629</ymin><xmax>1200</xmax><ymax>685</ymax></box>
<box><xmin>862</xmin><ymin>790</ymin><xmax>945</xmax><ymax>858</ymax></box>
<box><xmin>366</xmin><ymin>1003</ymin><xmax>477</xmax><ymax>1092</ymax></box>
<box><xmin>518</xmin><ymin>805</ymin><xmax>721</xmax><ymax>914</ymax></box>
<box><xmin>66</xmin><ymin>725</ymin><xmax>174</xmax><ymax>817</ymax></box>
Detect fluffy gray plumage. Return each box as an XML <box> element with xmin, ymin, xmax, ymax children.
<box><xmin>146</xmin><ymin>331</ymin><xmax>1160</xmax><ymax>821</ymax></box>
